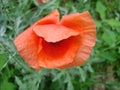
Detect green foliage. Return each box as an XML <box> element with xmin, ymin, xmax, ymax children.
<box><xmin>0</xmin><ymin>0</ymin><xmax>120</xmax><ymax>90</ymax></box>
<box><xmin>102</xmin><ymin>30</ymin><xmax>116</xmax><ymax>46</ymax></box>
<box><xmin>96</xmin><ymin>1</ymin><xmax>106</xmax><ymax>19</ymax></box>
<box><xmin>0</xmin><ymin>79</ymin><xmax>16</xmax><ymax>90</ymax></box>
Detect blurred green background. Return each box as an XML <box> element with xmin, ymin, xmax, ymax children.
<box><xmin>0</xmin><ymin>0</ymin><xmax>120</xmax><ymax>90</ymax></box>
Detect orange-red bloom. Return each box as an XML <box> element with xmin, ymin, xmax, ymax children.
<box><xmin>14</xmin><ymin>10</ymin><xmax>96</xmax><ymax>70</ymax></box>
<box><xmin>37</xmin><ymin>0</ymin><xmax>48</xmax><ymax>3</ymax></box>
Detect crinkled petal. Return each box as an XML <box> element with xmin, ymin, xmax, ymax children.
<box><xmin>59</xmin><ymin>45</ymin><xmax>92</xmax><ymax>69</ymax></box>
<box><xmin>33</xmin><ymin>24</ymin><xmax>80</xmax><ymax>42</ymax></box>
<box><xmin>34</xmin><ymin>9</ymin><xmax>59</xmax><ymax>25</ymax></box>
<box><xmin>60</xmin><ymin>11</ymin><xmax>96</xmax><ymax>32</ymax></box>
<box><xmin>37</xmin><ymin>36</ymin><xmax>81</xmax><ymax>68</ymax></box>
<box><xmin>59</xmin><ymin>31</ymin><xmax>96</xmax><ymax>69</ymax></box>
<box><xmin>14</xmin><ymin>27</ymin><xmax>42</xmax><ymax>70</ymax></box>
<box><xmin>80</xmin><ymin>30</ymin><xmax>96</xmax><ymax>47</ymax></box>
<box><xmin>59</xmin><ymin>12</ymin><xmax>96</xmax><ymax>68</ymax></box>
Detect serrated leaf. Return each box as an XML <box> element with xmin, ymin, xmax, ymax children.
<box><xmin>0</xmin><ymin>25</ymin><xmax>6</xmax><ymax>37</ymax></box>
<box><xmin>52</xmin><ymin>70</ymin><xmax>65</xmax><ymax>82</ymax></box>
<box><xmin>15</xmin><ymin>76</ymin><xmax>23</xmax><ymax>86</ymax></box>
<box><xmin>77</xmin><ymin>67</ymin><xmax>86</xmax><ymax>82</ymax></box>
<box><xmin>17</xmin><ymin>80</ymin><xmax>40</xmax><ymax>90</ymax></box>
<box><xmin>67</xmin><ymin>80</ymin><xmax>74</xmax><ymax>90</ymax></box>
<box><xmin>86</xmin><ymin>63</ymin><xmax>94</xmax><ymax>73</ymax></box>
<box><xmin>64</xmin><ymin>73</ymin><xmax>74</xmax><ymax>90</ymax></box>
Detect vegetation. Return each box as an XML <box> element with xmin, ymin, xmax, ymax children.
<box><xmin>0</xmin><ymin>0</ymin><xmax>120</xmax><ymax>90</ymax></box>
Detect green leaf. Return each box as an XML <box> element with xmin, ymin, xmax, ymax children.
<box><xmin>99</xmin><ymin>51</ymin><xmax>117</xmax><ymax>62</ymax></box>
<box><xmin>0</xmin><ymin>25</ymin><xmax>6</xmax><ymax>37</ymax></box>
<box><xmin>95</xmin><ymin>21</ymin><xmax>102</xmax><ymax>28</ymax></box>
<box><xmin>108</xmin><ymin>19</ymin><xmax>120</xmax><ymax>27</ymax></box>
<box><xmin>96</xmin><ymin>1</ymin><xmax>106</xmax><ymax>19</ymax></box>
<box><xmin>0</xmin><ymin>53</ymin><xmax>6</xmax><ymax>61</ymax></box>
<box><xmin>15</xmin><ymin>76</ymin><xmax>23</xmax><ymax>86</ymax></box>
<box><xmin>67</xmin><ymin>80</ymin><xmax>74</xmax><ymax>90</ymax></box>
<box><xmin>52</xmin><ymin>70</ymin><xmax>65</xmax><ymax>82</ymax></box>
<box><xmin>65</xmin><ymin>73</ymin><xmax>74</xmax><ymax>90</ymax></box>
<box><xmin>86</xmin><ymin>63</ymin><xmax>94</xmax><ymax>73</ymax></box>
<box><xmin>102</xmin><ymin>30</ymin><xmax>116</xmax><ymax>46</ymax></box>
<box><xmin>77</xmin><ymin>67</ymin><xmax>86</xmax><ymax>82</ymax></box>
<box><xmin>0</xmin><ymin>80</ymin><xmax>16</xmax><ymax>90</ymax></box>
<box><xmin>118</xmin><ymin>47</ymin><xmax>120</xmax><ymax>54</ymax></box>
<box><xmin>0</xmin><ymin>53</ymin><xmax>7</xmax><ymax>70</ymax></box>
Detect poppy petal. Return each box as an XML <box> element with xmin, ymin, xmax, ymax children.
<box><xmin>59</xmin><ymin>45</ymin><xmax>92</xmax><ymax>69</ymax></box>
<box><xmin>59</xmin><ymin>31</ymin><xmax>96</xmax><ymax>69</ymax></box>
<box><xmin>33</xmin><ymin>24</ymin><xmax>80</xmax><ymax>42</ymax></box>
<box><xmin>60</xmin><ymin>11</ymin><xmax>95</xmax><ymax>32</ymax></box>
<box><xmin>14</xmin><ymin>10</ymin><xmax>96</xmax><ymax>70</ymax></box>
<box><xmin>59</xmin><ymin>12</ymin><xmax>96</xmax><ymax>68</ymax></box>
<box><xmin>37</xmin><ymin>36</ymin><xmax>81</xmax><ymax>68</ymax></box>
<box><xmin>14</xmin><ymin>27</ymin><xmax>42</xmax><ymax>70</ymax></box>
<box><xmin>34</xmin><ymin>9</ymin><xmax>59</xmax><ymax>25</ymax></box>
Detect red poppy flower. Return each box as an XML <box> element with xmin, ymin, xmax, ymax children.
<box><xmin>14</xmin><ymin>10</ymin><xmax>96</xmax><ymax>70</ymax></box>
<box><xmin>37</xmin><ymin>0</ymin><xmax>48</xmax><ymax>3</ymax></box>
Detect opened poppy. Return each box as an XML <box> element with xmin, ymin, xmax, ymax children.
<box><xmin>14</xmin><ymin>9</ymin><xmax>96</xmax><ymax>70</ymax></box>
